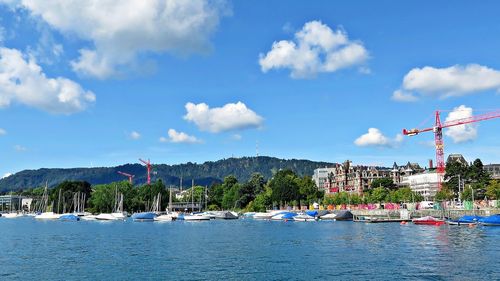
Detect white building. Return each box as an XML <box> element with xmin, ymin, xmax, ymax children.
<box><xmin>407</xmin><ymin>170</ymin><xmax>443</xmax><ymax>200</ymax></box>
<box><xmin>312</xmin><ymin>167</ymin><xmax>337</xmax><ymax>191</ymax></box>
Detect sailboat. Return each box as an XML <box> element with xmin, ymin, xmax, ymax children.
<box><xmin>154</xmin><ymin>188</ymin><xmax>177</xmax><ymax>222</ymax></box>
<box><xmin>183</xmin><ymin>181</ymin><xmax>210</xmax><ymax>221</ymax></box>
<box><xmin>3</xmin><ymin>194</ymin><xmax>24</xmax><ymax>218</ymax></box>
<box><xmin>96</xmin><ymin>187</ymin><xmax>126</xmax><ymax>221</ymax></box>
<box><xmin>35</xmin><ymin>183</ymin><xmax>61</xmax><ymax>220</ymax></box>
<box><xmin>131</xmin><ymin>191</ymin><xmax>157</xmax><ymax>221</ymax></box>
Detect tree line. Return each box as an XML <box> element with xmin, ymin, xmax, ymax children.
<box><xmin>11</xmin><ymin>159</ymin><xmax>499</xmax><ymax>213</ymax></box>
<box><xmin>11</xmin><ymin>170</ymin><xmax>324</xmax><ymax>213</ymax></box>
<box><xmin>438</xmin><ymin>158</ymin><xmax>498</xmax><ymax>201</ymax></box>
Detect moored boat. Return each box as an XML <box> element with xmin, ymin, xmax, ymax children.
<box><xmin>446</xmin><ymin>215</ymin><xmax>483</xmax><ymax>226</ymax></box>
<box><xmin>320</xmin><ymin>213</ymin><xmax>337</xmax><ymax>220</ymax></box>
<box><xmin>81</xmin><ymin>214</ymin><xmax>97</xmax><ymax>221</ymax></box>
<box><xmin>478</xmin><ymin>214</ymin><xmax>500</xmax><ymax>226</ymax></box>
<box><xmin>271</xmin><ymin>212</ymin><xmax>297</xmax><ymax>221</ymax></box>
<box><xmin>412</xmin><ymin>216</ymin><xmax>445</xmax><ymax>226</ymax></box>
<box><xmin>95</xmin><ymin>213</ymin><xmax>120</xmax><ymax>221</ymax></box>
<box><xmin>2</xmin><ymin>212</ymin><xmax>24</xmax><ymax>218</ymax></box>
<box><xmin>131</xmin><ymin>212</ymin><xmax>156</xmax><ymax>221</ymax></box>
<box><xmin>207</xmin><ymin>211</ymin><xmax>238</xmax><ymax>219</ymax></box>
<box><xmin>35</xmin><ymin>212</ymin><xmax>61</xmax><ymax>220</ymax></box>
<box><xmin>59</xmin><ymin>214</ymin><xmax>80</xmax><ymax>221</ymax></box>
<box><xmin>154</xmin><ymin>212</ymin><xmax>177</xmax><ymax>222</ymax></box>
<box><xmin>293</xmin><ymin>213</ymin><xmax>316</xmax><ymax>222</ymax></box>
<box><xmin>253</xmin><ymin>212</ymin><xmax>274</xmax><ymax>220</ymax></box>
<box><xmin>184</xmin><ymin>213</ymin><xmax>211</xmax><ymax>221</ymax></box>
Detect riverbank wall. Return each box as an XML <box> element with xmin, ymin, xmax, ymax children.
<box><xmin>351</xmin><ymin>209</ymin><xmax>500</xmax><ymax>220</ymax></box>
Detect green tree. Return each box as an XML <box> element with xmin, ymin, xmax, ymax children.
<box><xmin>369</xmin><ymin>187</ymin><xmax>388</xmax><ymax>203</ymax></box>
<box><xmin>485</xmin><ymin>180</ymin><xmax>500</xmax><ymax>200</ymax></box>
<box><xmin>219</xmin><ymin>175</ymin><xmax>241</xmax><ymax>210</ymax></box>
<box><xmin>268</xmin><ymin>170</ymin><xmax>300</xmax><ymax>208</ymax></box>
<box><xmin>435</xmin><ymin>186</ymin><xmax>455</xmax><ymax>201</ymax></box>
<box><xmin>297</xmin><ymin>175</ymin><xmax>321</xmax><ymax>205</ymax></box>
<box><xmin>208</xmin><ymin>183</ymin><xmax>224</xmax><ymax>209</ymax></box>
<box><xmin>89</xmin><ymin>184</ymin><xmax>116</xmax><ymax>213</ymax></box>
<box><xmin>370</xmin><ymin>178</ymin><xmax>395</xmax><ymax>190</ymax></box>
<box><xmin>248</xmin><ymin>173</ymin><xmax>266</xmax><ymax>195</ymax></box>
<box><xmin>50</xmin><ymin>181</ymin><xmax>92</xmax><ymax>213</ymax></box>
<box><xmin>391</xmin><ymin>187</ymin><xmax>423</xmax><ymax>203</ymax></box>
<box><xmin>246</xmin><ymin>187</ymin><xmax>272</xmax><ymax>212</ymax></box>
<box><xmin>466</xmin><ymin>159</ymin><xmax>490</xmax><ymax>199</ymax></box>
<box><xmin>222</xmin><ymin>183</ymin><xmax>241</xmax><ymax>210</ymax></box>
<box><xmin>444</xmin><ymin>160</ymin><xmax>468</xmax><ymax>194</ymax></box>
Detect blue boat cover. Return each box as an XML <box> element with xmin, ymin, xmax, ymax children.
<box><xmin>457</xmin><ymin>215</ymin><xmax>483</xmax><ymax>223</ymax></box>
<box><xmin>281</xmin><ymin>212</ymin><xmax>298</xmax><ymax>219</ymax></box>
<box><xmin>131</xmin><ymin>212</ymin><xmax>156</xmax><ymax>220</ymax></box>
<box><xmin>59</xmin><ymin>214</ymin><xmax>80</xmax><ymax>221</ymax></box>
<box><xmin>305</xmin><ymin>210</ymin><xmax>318</xmax><ymax>217</ymax></box>
<box><xmin>479</xmin><ymin>214</ymin><xmax>500</xmax><ymax>224</ymax></box>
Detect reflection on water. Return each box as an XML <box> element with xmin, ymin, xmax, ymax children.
<box><xmin>0</xmin><ymin>218</ymin><xmax>498</xmax><ymax>280</ymax></box>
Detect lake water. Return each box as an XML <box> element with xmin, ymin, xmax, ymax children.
<box><xmin>0</xmin><ymin>217</ymin><xmax>499</xmax><ymax>280</ymax></box>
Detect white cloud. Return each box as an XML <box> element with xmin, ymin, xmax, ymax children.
<box><xmin>354</xmin><ymin>128</ymin><xmax>403</xmax><ymax>148</ymax></box>
<box><xmin>2</xmin><ymin>172</ymin><xmax>12</xmax><ymax>179</ymax></box>
<box><xmin>0</xmin><ymin>47</ymin><xmax>95</xmax><ymax>114</ymax></box>
<box><xmin>14</xmin><ymin>144</ymin><xmax>26</xmax><ymax>151</ymax></box>
<box><xmin>0</xmin><ymin>128</ymin><xmax>6</xmax><ymax>135</ymax></box>
<box><xmin>184</xmin><ymin>101</ymin><xmax>264</xmax><ymax>133</ymax></box>
<box><xmin>231</xmin><ymin>134</ymin><xmax>242</xmax><ymax>141</ymax></box>
<box><xmin>129</xmin><ymin>131</ymin><xmax>141</xmax><ymax>140</ymax></box>
<box><xmin>159</xmin><ymin>129</ymin><xmax>201</xmax><ymax>144</ymax></box>
<box><xmin>259</xmin><ymin>20</ymin><xmax>368</xmax><ymax>78</ymax></box>
<box><xmin>393</xmin><ymin>64</ymin><xmax>500</xmax><ymax>101</ymax></box>
<box><xmin>6</xmin><ymin>0</ymin><xmax>230</xmax><ymax>79</ymax></box>
<box><xmin>444</xmin><ymin>105</ymin><xmax>477</xmax><ymax>143</ymax></box>
<box><xmin>391</xmin><ymin>90</ymin><xmax>418</xmax><ymax>102</ymax></box>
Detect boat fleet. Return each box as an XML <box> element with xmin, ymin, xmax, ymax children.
<box><xmin>409</xmin><ymin>214</ymin><xmax>500</xmax><ymax>226</ymax></box>
<box><xmin>2</xmin><ymin>184</ymin><xmax>499</xmax><ymax>226</ymax></box>
<box><xmin>245</xmin><ymin>210</ymin><xmax>354</xmax><ymax>222</ymax></box>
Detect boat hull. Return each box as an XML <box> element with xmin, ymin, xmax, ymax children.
<box><xmin>154</xmin><ymin>214</ymin><xmax>174</xmax><ymax>221</ymax></box>
<box><xmin>131</xmin><ymin>212</ymin><xmax>156</xmax><ymax>221</ymax></box>
<box><xmin>35</xmin><ymin>212</ymin><xmax>61</xmax><ymax>220</ymax></box>
<box><xmin>59</xmin><ymin>214</ymin><xmax>80</xmax><ymax>221</ymax></box>
<box><xmin>413</xmin><ymin>216</ymin><xmax>445</xmax><ymax>226</ymax></box>
<box><xmin>2</xmin><ymin>213</ymin><xmax>24</xmax><ymax>218</ymax></box>
<box><xmin>184</xmin><ymin>214</ymin><xmax>211</xmax><ymax>221</ymax></box>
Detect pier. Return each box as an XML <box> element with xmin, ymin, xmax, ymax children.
<box><xmin>351</xmin><ymin>209</ymin><xmax>498</xmax><ymax>220</ymax></box>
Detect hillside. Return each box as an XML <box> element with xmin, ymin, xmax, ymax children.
<box><xmin>0</xmin><ymin>156</ymin><xmax>335</xmax><ymax>192</ymax></box>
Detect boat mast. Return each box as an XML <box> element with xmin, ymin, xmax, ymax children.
<box><xmin>168</xmin><ymin>187</ymin><xmax>172</xmax><ymax>212</ymax></box>
<box><xmin>57</xmin><ymin>189</ymin><xmax>62</xmax><ymax>214</ymax></box>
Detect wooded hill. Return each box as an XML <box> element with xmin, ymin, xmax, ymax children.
<box><xmin>0</xmin><ymin>156</ymin><xmax>335</xmax><ymax>192</ymax></box>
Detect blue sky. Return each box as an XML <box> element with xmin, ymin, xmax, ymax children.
<box><xmin>1</xmin><ymin>1</ymin><xmax>500</xmax><ymax>178</ymax></box>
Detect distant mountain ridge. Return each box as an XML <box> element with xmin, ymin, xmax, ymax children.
<box><xmin>0</xmin><ymin>156</ymin><xmax>335</xmax><ymax>192</ymax></box>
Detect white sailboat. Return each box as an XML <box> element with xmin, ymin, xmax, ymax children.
<box><xmin>3</xmin><ymin>195</ymin><xmax>24</xmax><ymax>218</ymax></box>
<box><xmin>154</xmin><ymin>190</ymin><xmax>176</xmax><ymax>221</ymax></box>
<box><xmin>183</xmin><ymin>180</ymin><xmax>210</xmax><ymax>221</ymax></box>
<box><xmin>96</xmin><ymin>187</ymin><xmax>125</xmax><ymax>221</ymax></box>
<box><xmin>35</xmin><ymin>184</ymin><xmax>61</xmax><ymax>220</ymax></box>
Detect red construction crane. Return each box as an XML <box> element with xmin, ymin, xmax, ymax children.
<box><xmin>117</xmin><ymin>171</ymin><xmax>135</xmax><ymax>184</ymax></box>
<box><xmin>403</xmin><ymin>109</ymin><xmax>500</xmax><ymax>190</ymax></box>
<box><xmin>139</xmin><ymin>158</ymin><xmax>152</xmax><ymax>185</ymax></box>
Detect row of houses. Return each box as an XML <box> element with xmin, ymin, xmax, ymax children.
<box><xmin>313</xmin><ymin>154</ymin><xmax>499</xmax><ymax>200</ymax></box>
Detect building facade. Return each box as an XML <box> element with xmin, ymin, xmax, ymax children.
<box><xmin>484</xmin><ymin>164</ymin><xmax>500</xmax><ymax>179</ymax></box>
<box><xmin>313</xmin><ymin>160</ymin><xmax>423</xmax><ymax>195</ymax></box>
<box><xmin>0</xmin><ymin>195</ymin><xmax>24</xmax><ymax>212</ymax></box>
<box><xmin>406</xmin><ymin>171</ymin><xmax>443</xmax><ymax>200</ymax></box>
